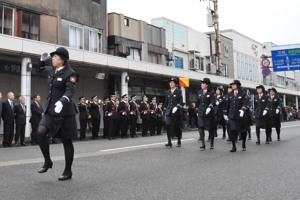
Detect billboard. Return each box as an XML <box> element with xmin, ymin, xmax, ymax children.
<box><xmin>271</xmin><ymin>48</ymin><xmax>300</xmax><ymax>72</ymax></box>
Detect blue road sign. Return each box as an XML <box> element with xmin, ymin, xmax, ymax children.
<box><xmin>271</xmin><ymin>48</ymin><xmax>300</xmax><ymax>72</ymax></box>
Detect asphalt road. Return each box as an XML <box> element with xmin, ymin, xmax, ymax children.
<box><xmin>0</xmin><ymin>121</ymin><xmax>300</xmax><ymax>200</ymax></box>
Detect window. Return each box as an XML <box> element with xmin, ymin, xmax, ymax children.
<box><xmin>127</xmin><ymin>48</ymin><xmax>140</xmax><ymax>61</ymax></box>
<box><xmin>124</xmin><ymin>18</ymin><xmax>129</xmax><ymax>26</ymax></box>
<box><xmin>89</xmin><ymin>30</ymin><xmax>102</xmax><ymax>52</ymax></box>
<box><xmin>0</xmin><ymin>5</ymin><xmax>13</xmax><ymax>35</ymax></box>
<box><xmin>22</xmin><ymin>12</ymin><xmax>40</xmax><ymax>40</ymax></box>
<box><xmin>221</xmin><ymin>64</ymin><xmax>228</xmax><ymax>77</ymax></box>
<box><xmin>148</xmin><ymin>52</ymin><xmax>160</xmax><ymax>64</ymax></box>
<box><xmin>69</xmin><ymin>25</ymin><xmax>83</xmax><ymax>49</ymax></box>
<box><xmin>174</xmin><ymin>56</ymin><xmax>183</xmax><ymax>69</ymax></box>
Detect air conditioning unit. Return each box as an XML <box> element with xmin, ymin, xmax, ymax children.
<box><xmin>206</xmin><ymin>63</ymin><xmax>215</xmax><ymax>74</ymax></box>
<box><xmin>190</xmin><ymin>59</ymin><xmax>200</xmax><ymax>70</ymax></box>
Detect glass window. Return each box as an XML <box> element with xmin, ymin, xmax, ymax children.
<box><xmin>127</xmin><ymin>48</ymin><xmax>140</xmax><ymax>61</ymax></box>
<box><xmin>221</xmin><ymin>64</ymin><xmax>228</xmax><ymax>77</ymax></box>
<box><xmin>0</xmin><ymin>6</ymin><xmax>13</xmax><ymax>35</ymax></box>
<box><xmin>22</xmin><ymin>12</ymin><xmax>40</xmax><ymax>40</ymax></box>
<box><xmin>124</xmin><ymin>18</ymin><xmax>129</xmax><ymax>26</ymax></box>
<box><xmin>69</xmin><ymin>25</ymin><xmax>83</xmax><ymax>49</ymax></box>
<box><xmin>89</xmin><ymin>30</ymin><xmax>102</xmax><ymax>52</ymax></box>
<box><xmin>174</xmin><ymin>56</ymin><xmax>183</xmax><ymax>69</ymax></box>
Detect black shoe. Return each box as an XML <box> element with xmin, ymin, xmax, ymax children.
<box><xmin>16</xmin><ymin>143</ymin><xmax>20</xmax><ymax>147</ymax></box>
<box><xmin>200</xmin><ymin>145</ymin><xmax>206</xmax><ymax>150</ymax></box>
<box><xmin>210</xmin><ymin>146</ymin><xmax>214</xmax><ymax>149</ymax></box>
<box><xmin>177</xmin><ymin>142</ymin><xmax>181</xmax><ymax>147</ymax></box>
<box><xmin>256</xmin><ymin>141</ymin><xmax>260</xmax><ymax>145</ymax></box>
<box><xmin>230</xmin><ymin>148</ymin><xmax>237</xmax><ymax>152</ymax></box>
<box><xmin>222</xmin><ymin>136</ymin><xmax>226</xmax><ymax>139</ymax></box>
<box><xmin>21</xmin><ymin>143</ymin><xmax>27</xmax><ymax>146</ymax></box>
<box><xmin>2</xmin><ymin>143</ymin><xmax>8</xmax><ymax>148</ymax></box>
<box><xmin>242</xmin><ymin>147</ymin><xmax>246</xmax><ymax>151</ymax></box>
<box><xmin>265</xmin><ymin>141</ymin><xmax>269</xmax><ymax>144</ymax></box>
<box><xmin>277</xmin><ymin>138</ymin><xmax>281</xmax><ymax>141</ymax></box>
<box><xmin>226</xmin><ymin>139</ymin><xmax>231</xmax><ymax>142</ymax></box>
<box><xmin>58</xmin><ymin>173</ymin><xmax>72</xmax><ymax>181</ymax></box>
<box><xmin>248</xmin><ymin>137</ymin><xmax>251</xmax><ymax>140</ymax></box>
<box><xmin>165</xmin><ymin>143</ymin><xmax>172</xmax><ymax>148</ymax></box>
<box><xmin>38</xmin><ymin>161</ymin><xmax>53</xmax><ymax>173</ymax></box>
<box><xmin>31</xmin><ymin>142</ymin><xmax>38</xmax><ymax>145</ymax></box>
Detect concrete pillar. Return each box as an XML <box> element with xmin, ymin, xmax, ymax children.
<box><xmin>296</xmin><ymin>96</ymin><xmax>299</xmax><ymax>111</ymax></box>
<box><xmin>21</xmin><ymin>57</ymin><xmax>32</xmax><ymax>139</ymax></box>
<box><xmin>121</xmin><ymin>72</ymin><xmax>128</xmax><ymax>96</ymax></box>
<box><xmin>181</xmin><ymin>86</ymin><xmax>186</xmax><ymax>104</ymax></box>
<box><xmin>283</xmin><ymin>94</ymin><xmax>286</xmax><ymax>108</ymax></box>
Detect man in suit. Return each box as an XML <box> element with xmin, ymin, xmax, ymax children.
<box><xmin>164</xmin><ymin>78</ymin><xmax>183</xmax><ymax>147</ymax></box>
<box><xmin>78</xmin><ymin>96</ymin><xmax>88</xmax><ymax>140</ymax></box>
<box><xmin>14</xmin><ymin>96</ymin><xmax>27</xmax><ymax>146</ymax></box>
<box><xmin>30</xmin><ymin>94</ymin><xmax>44</xmax><ymax>145</ymax></box>
<box><xmin>106</xmin><ymin>94</ymin><xmax>118</xmax><ymax>140</ymax></box>
<box><xmin>149</xmin><ymin>97</ymin><xmax>158</xmax><ymax>136</ymax></box>
<box><xmin>89</xmin><ymin>95</ymin><xmax>101</xmax><ymax>139</ymax></box>
<box><xmin>139</xmin><ymin>95</ymin><xmax>150</xmax><ymax>137</ymax></box>
<box><xmin>2</xmin><ymin>92</ymin><xmax>15</xmax><ymax>147</ymax></box>
<box><xmin>118</xmin><ymin>94</ymin><xmax>130</xmax><ymax>138</ymax></box>
<box><xmin>0</xmin><ymin>92</ymin><xmax>2</xmax><ymax>128</ymax></box>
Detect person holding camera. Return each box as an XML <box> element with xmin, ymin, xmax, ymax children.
<box><xmin>37</xmin><ymin>47</ymin><xmax>78</xmax><ymax>181</ymax></box>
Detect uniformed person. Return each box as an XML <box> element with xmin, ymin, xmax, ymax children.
<box><xmin>149</xmin><ymin>97</ymin><xmax>158</xmax><ymax>136</ymax></box>
<box><xmin>156</xmin><ymin>102</ymin><xmax>163</xmax><ymax>135</ymax></box>
<box><xmin>102</xmin><ymin>97</ymin><xmax>110</xmax><ymax>139</ymax></box>
<box><xmin>224</xmin><ymin>80</ymin><xmax>248</xmax><ymax>152</ymax></box>
<box><xmin>215</xmin><ymin>86</ymin><xmax>226</xmax><ymax>139</ymax></box>
<box><xmin>197</xmin><ymin>78</ymin><xmax>216</xmax><ymax>150</ymax></box>
<box><xmin>118</xmin><ymin>94</ymin><xmax>130</xmax><ymax>138</ymax></box>
<box><xmin>266</xmin><ymin>87</ymin><xmax>282</xmax><ymax>142</ymax></box>
<box><xmin>129</xmin><ymin>95</ymin><xmax>138</xmax><ymax>138</ymax></box>
<box><xmin>30</xmin><ymin>94</ymin><xmax>44</xmax><ymax>145</ymax></box>
<box><xmin>254</xmin><ymin>85</ymin><xmax>268</xmax><ymax>145</ymax></box>
<box><xmin>223</xmin><ymin>85</ymin><xmax>233</xmax><ymax>141</ymax></box>
<box><xmin>139</xmin><ymin>95</ymin><xmax>150</xmax><ymax>137</ymax></box>
<box><xmin>37</xmin><ymin>47</ymin><xmax>78</xmax><ymax>181</ymax></box>
<box><xmin>78</xmin><ymin>96</ymin><xmax>88</xmax><ymax>140</ymax></box>
<box><xmin>89</xmin><ymin>95</ymin><xmax>101</xmax><ymax>139</ymax></box>
<box><xmin>164</xmin><ymin>78</ymin><xmax>183</xmax><ymax>147</ymax></box>
<box><xmin>106</xmin><ymin>94</ymin><xmax>118</xmax><ymax>140</ymax></box>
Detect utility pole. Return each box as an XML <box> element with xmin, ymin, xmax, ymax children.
<box><xmin>200</xmin><ymin>0</ymin><xmax>221</xmax><ymax>75</ymax></box>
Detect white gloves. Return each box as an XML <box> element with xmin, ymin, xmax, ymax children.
<box><xmin>54</xmin><ymin>101</ymin><xmax>63</xmax><ymax>113</ymax></box>
<box><xmin>276</xmin><ymin>109</ymin><xmax>280</xmax><ymax>114</ymax></box>
<box><xmin>263</xmin><ymin>110</ymin><xmax>267</xmax><ymax>116</ymax></box>
<box><xmin>223</xmin><ymin>115</ymin><xmax>229</xmax><ymax>121</ymax></box>
<box><xmin>215</xmin><ymin>101</ymin><xmax>220</xmax><ymax>106</ymax></box>
<box><xmin>239</xmin><ymin>110</ymin><xmax>244</xmax><ymax>118</ymax></box>
<box><xmin>205</xmin><ymin>108</ymin><xmax>211</xmax><ymax>115</ymax></box>
<box><xmin>172</xmin><ymin>107</ymin><xmax>178</xmax><ymax>114</ymax></box>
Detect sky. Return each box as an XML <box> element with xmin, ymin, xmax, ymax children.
<box><xmin>107</xmin><ymin>0</ymin><xmax>300</xmax><ymax>45</ymax></box>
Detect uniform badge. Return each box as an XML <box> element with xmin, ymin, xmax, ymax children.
<box><xmin>57</xmin><ymin>78</ymin><xmax>62</xmax><ymax>81</ymax></box>
<box><xmin>174</xmin><ymin>95</ymin><xmax>176</xmax><ymax>97</ymax></box>
<box><xmin>70</xmin><ymin>76</ymin><xmax>77</xmax><ymax>83</ymax></box>
<box><xmin>207</xmin><ymin>95</ymin><xmax>210</xmax><ymax>97</ymax></box>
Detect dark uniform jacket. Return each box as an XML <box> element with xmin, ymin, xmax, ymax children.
<box><xmin>14</xmin><ymin>104</ymin><xmax>26</xmax><ymax>125</ymax></box>
<box><xmin>215</xmin><ymin>95</ymin><xmax>225</xmax><ymax>124</ymax></box>
<box><xmin>118</xmin><ymin>100</ymin><xmax>129</xmax><ymax>119</ymax></box>
<box><xmin>225</xmin><ymin>89</ymin><xmax>248</xmax><ymax>120</ymax></box>
<box><xmin>197</xmin><ymin>88</ymin><xmax>215</xmax><ymax>130</ymax></box>
<box><xmin>2</xmin><ymin>100</ymin><xmax>15</xmax><ymax>124</ymax></box>
<box><xmin>30</xmin><ymin>101</ymin><xmax>43</xmax><ymax>124</ymax></box>
<box><xmin>106</xmin><ymin>101</ymin><xmax>118</xmax><ymax>119</ymax></box>
<box><xmin>156</xmin><ymin>107</ymin><xmax>163</xmax><ymax>121</ymax></box>
<box><xmin>129</xmin><ymin>100</ymin><xmax>138</xmax><ymax>119</ymax></box>
<box><xmin>139</xmin><ymin>101</ymin><xmax>150</xmax><ymax>119</ymax></box>
<box><xmin>266</xmin><ymin>95</ymin><xmax>282</xmax><ymax>128</ymax></box>
<box><xmin>149</xmin><ymin>102</ymin><xmax>158</xmax><ymax>119</ymax></box>
<box><xmin>78</xmin><ymin>103</ymin><xmax>88</xmax><ymax>120</ymax></box>
<box><xmin>254</xmin><ymin>93</ymin><xmax>269</xmax><ymax>119</ymax></box>
<box><xmin>45</xmin><ymin>67</ymin><xmax>77</xmax><ymax>117</ymax></box>
<box><xmin>0</xmin><ymin>102</ymin><xmax>2</xmax><ymax>125</ymax></box>
<box><xmin>165</xmin><ymin>88</ymin><xmax>183</xmax><ymax>117</ymax></box>
<box><xmin>89</xmin><ymin>102</ymin><xmax>100</xmax><ymax>120</ymax></box>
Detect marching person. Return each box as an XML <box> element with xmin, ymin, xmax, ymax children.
<box><xmin>266</xmin><ymin>87</ymin><xmax>282</xmax><ymax>142</ymax></box>
<box><xmin>224</xmin><ymin>80</ymin><xmax>248</xmax><ymax>152</ymax></box>
<box><xmin>106</xmin><ymin>94</ymin><xmax>118</xmax><ymax>140</ymax></box>
<box><xmin>215</xmin><ymin>86</ymin><xmax>226</xmax><ymax>139</ymax></box>
<box><xmin>30</xmin><ymin>94</ymin><xmax>44</xmax><ymax>145</ymax></box>
<box><xmin>102</xmin><ymin>97</ymin><xmax>110</xmax><ymax>139</ymax></box>
<box><xmin>14</xmin><ymin>96</ymin><xmax>27</xmax><ymax>146</ymax></box>
<box><xmin>37</xmin><ymin>47</ymin><xmax>78</xmax><ymax>181</ymax></box>
<box><xmin>129</xmin><ymin>95</ymin><xmax>138</xmax><ymax>138</ymax></box>
<box><xmin>89</xmin><ymin>95</ymin><xmax>101</xmax><ymax>139</ymax></box>
<box><xmin>78</xmin><ymin>96</ymin><xmax>88</xmax><ymax>140</ymax></box>
<box><xmin>254</xmin><ymin>85</ymin><xmax>268</xmax><ymax>145</ymax></box>
<box><xmin>1</xmin><ymin>92</ymin><xmax>15</xmax><ymax>147</ymax></box>
<box><xmin>156</xmin><ymin>102</ymin><xmax>163</xmax><ymax>135</ymax></box>
<box><xmin>118</xmin><ymin>94</ymin><xmax>130</xmax><ymax>138</ymax></box>
<box><xmin>197</xmin><ymin>78</ymin><xmax>216</xmax><ymax>150</ymax></box>
<box><xmin>139</xmin><ymin>95</ymin><xmax>150</xmax><ymax>137</ymax></box>
<box><xmin>164</xmin><ymin>77</ymin><xmax>183</xmax><ymax>148</ymax></box>
<box><xmin>223</xmin><ymin>85</ymin><xmax>233</xmax><ymax>141</ymax></box>
<box><xmin>149</xmin><ymin>97</ymin><xmax>158</xmax><ymax>136</ymax></box>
